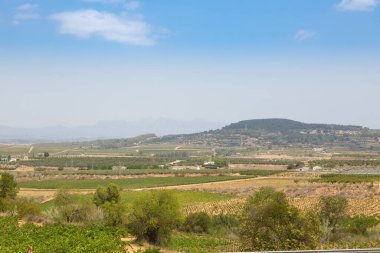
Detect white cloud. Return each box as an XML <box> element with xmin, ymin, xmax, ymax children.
<box><xmin>125</xmin><ymin>1</ymin><xmax>141</xmax><ymax>10</ymax></box>
<box><xmin>336</xmin><ymin>0</ymin><xmax>378</xmax><ymax>11</ymax></box>
<box><xmin>294</xmin><ymin>29</ymin><xmax>317</xmax><ymax>41</ymax></box>
<box><xmin>49</xmin><ymin>9</ymin><xmax>154</xmax><ymax>46</ymax></box>
<box><xmin>13</xmin><ymin>3</ymin><xmax>40</xmax><ymax>24</ymax></box>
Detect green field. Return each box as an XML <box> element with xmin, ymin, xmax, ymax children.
<box><xmin>41</xmin><ymin>190</ymin><xmax>234</xmax><ymax>212</ymax></box>
<box><xmin>19</xmin><ymin>175</ymin><xmax>251</xmax><ymax>189</ymax></box>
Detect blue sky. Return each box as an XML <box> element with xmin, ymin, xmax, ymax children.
<box><xmin>1</xmin><ymin>0</ymin><xmax>380</xmax><ymax>128</ymax></box>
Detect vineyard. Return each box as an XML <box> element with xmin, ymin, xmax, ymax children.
<box><xmin>182</xmin><ymin>197</ymin><xmax>380</xmax><ymax>217</ymax></box>
<box><xmin>0</xmin><ymin>217</ymin><xmax>127</xmax><ymax>253</ymax></box>
<box><xmin>311</xmin><ymin>174</ymin><xmax>380</xmax><ymax>183</ymax></box>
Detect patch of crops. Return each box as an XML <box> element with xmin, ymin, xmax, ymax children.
<box><xmin>18</xmin><ymin>175</ymin><xmax>252</xmax><ymax>189</ymax></box>
<box><xmin>238</xmin><ymin>170</ymin><xmax>284</xmax><ymax>176</ymax></box>
<box><xmin>19</xmin><ymin>157</ymin><xmax>174</xmax><ymax>169</ymax></box>
<box><xmin>0</xmin><ymin>217</ymin><xmax>127</xmax><ymax>253</ymax></box>
<box><xmin>310</xmin><ymin>174</ymin><xmax>380</xmax><ymax>183</ymax></box>
<box><xmin>309</xmin><ymin>159</ymin><xmax>380</xmax><ymax>168</ymax></box>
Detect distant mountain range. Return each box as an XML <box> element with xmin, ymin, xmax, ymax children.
<box><xmin>1</xmin><ymin>118</ymin><xmax>378</xmax><ymax>149</ymax></box>
<box><xmin>0</xmin><ymin>119</ymin><xmax>225</xmax><ymax>144</ymax></box>
<box><xmin>151</xmin><ymin>118</ymin><xmax>376</xmax><ymax>148</ymax></box>
<box><xmin>222</xmin><ymin>118</ymin><xmax>365</xmax><ymax>132</ymax></box>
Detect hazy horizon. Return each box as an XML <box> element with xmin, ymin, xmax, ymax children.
<box><xmin>1</xmin><ymin>0</ymin><xmax>379</xmax><ymax>128</ymax></box>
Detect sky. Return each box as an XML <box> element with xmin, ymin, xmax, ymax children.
<box><xmin>0</xmin><ymin>0</ymin><xmax>380</xmax><ymax>128</ymax></box>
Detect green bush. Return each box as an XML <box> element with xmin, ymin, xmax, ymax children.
<box><xmin>211</xmin><ymin>214</ymin><xmax>239</xmax><ymax>229</ymax></box>
<box><xmin>341</xmin><ymin>216</ymin><xmax>379</xmax><ymax>235</ymax></box>
<box><xmin>239</xmin><ymin>187</ymin><xmax>321</xmax><ymax>251</ymax></box>
<box><xmin>102</xmin><ymin>202</ymin><xmax>126</xmax><ymax>227</ymax></box>
<box><xmin>0</xmin><ymin>197</ymin><xmax>15</xmax><ymax>212</ymax></box>
<box><xmin>319</xmin><ymin>195</ymin><xmax>348</xmax><ymax>233</ymax></box>
<box><xmin>128</xmin><ymin>191</ymin><xmax>181</xmax><ymax>246</ymax></box>
<box><xmin>54</xmin><ymin>189</ymin><xmax>101</xmax><ymax>223</ymax></box>
<box><xmin>16</xmin><ymin>198</ymin><xmax>42</xmax><ymax>220</ymax></box>
<box><xmin>181</xmin><ymin>212</ymin><xmax>211</xmax><ymax>233</ymax></box>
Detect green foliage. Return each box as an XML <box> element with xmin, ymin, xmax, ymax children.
<box><xmin>169</xmin><ymin>231</ymin><xmax>232</xmax><ymax>253</ymax></box>
<box><xmin>54</xmin><ymin>189</ymin><xmax>100</xmax><ymax>223</ymax></box>
<box><xmin>102</xmin><ymin>202</ymin><xmax>126</xmax><ymax>227</ymax></box>
<box><xmin>210</xmin><ymin>214</ymin><xmax>239</xmax><ymax>233</ymax></box>
<box><xmin>93</xmin><ymin>184</ymin><xmax>121</xmax><ymax>206</ymax></box>
<box><xmin>239</xmin><ymin>187</ymin><xmax>321</xmax><ymax>251</ymax></box>
<box><xmin>16</xmin><ymin>198</ymin><xmax>42</xmax><ymax>220</ymax></box>
<box><xmin>0</xmin><ymin>173</ymin><xmax>18</xmax><ymax>199</ymax></box>
<box><xmin>182</xmin><ymin>212</ymin><xmax>211</xmax><ymax>234</ymax></box>
<box><xmin>319</xmin><ymin>195</ymin><xmax>348</xmax><ymax>233</ymax></box>
<box><xmin>0</xmin><ymin>216</ymin><xmax>127</xmax><ymax>252</ymax></box>
<box><xmin>213</xmin><ymin>159</ymin><xmax>227</xmax><ymax>168</ymax></box>
<box><xmin>128</xmin><ymin>191</ymin><xmax>181</xmax><ymax>246</ymax></box>
<box><xmin>340</xmin><ymin>216</ymin><xmax>379</xmax><ymax>235</ymax></box>
<box><xmin>0</xmin><ymin>197</ymin><xmax>15</xmax><ymax>212</ymax></box>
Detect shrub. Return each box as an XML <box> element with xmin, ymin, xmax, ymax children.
<box><xmin>54</xmin><ymin>189</ymin><xmax>101</xmax><ymax>223</ymax></box>
<box><xmin>0</xmin><ymin>197</ymin><xmax>14</xmax><ymax>212</ymax></box>
<box><xmin>16</xmin><ymin>198</ymin><xmax>42</xmax><ymax>220</ymax></box>
<box><xmin>211</xmin><ymin>214</ymin><xmax>239</xmax><ymax>229</ymax></box>
<box><xmin>182</xmin><ymin>212</ymin><xmax>211</xmax><ymax>233</ymax></box>
<box><xmin>240</xmin><ymin>187</ymin><xmax>321</xmax><ymax>251</ymax></box>
<box><xmin>341</xmin><ymin>216</ymin><xmax>379</xmax><ymax>235</ymax></box>
<box><xmin>319</xmin><ymin>195</ymin><xmax>348</xmax><ymax>233</ymax></box>
<box><xmin>128</xmin><ymin>191</ymin><xmax>181</xmax><ymax>246</ymax></box>
<box><xmin>102</xmin><ymin>202</ymin><xmax>127</xmax><ymax>227</ymax></box>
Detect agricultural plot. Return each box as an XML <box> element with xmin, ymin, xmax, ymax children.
<box><xmin>18</xmin><ymin>175</ymin><xmax>252</xmax><ymax>189</ymax></box>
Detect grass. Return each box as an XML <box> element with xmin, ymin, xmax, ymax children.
<box><xmin>41</xmin><ymin>190</ymin><xmax>235</xmax><ymax>211</ymax></box>
<box><xmin>19</xmin><ymin>175</ymin><xmax>252</xmax><ymax>189</ymax></box>
<box><xmin>169</xmin><ymin>231</ymin><xmax>236</xmax><ymax>253</ymax></box>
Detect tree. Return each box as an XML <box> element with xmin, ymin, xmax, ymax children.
<box><xmin>319</xmin><ymin>195</ymin><xmax>348</xmax><ymax>233</ymax></box>
<box><xmin>240</xmin><ymin>187</ymin><xmax>321</xmax><ymax>251</ymax></box>
<box><xmin>0</xmin><ymin>173</ymin><xmax>18</xmax><ymax>199</ymax></box>
<box><xmin>93</xmin><ymin>184</ymin><xmax>120</xmax><ymax>207</ymax></box>
<box><xmin>43</xmin><ymin>152</ymin><xmax>50</xmax><ymax>158</ymax></box>
<box><xmin>128</xmin><ymin>191</ymin><xmax>181</xmax><ymax>246</ymax></box>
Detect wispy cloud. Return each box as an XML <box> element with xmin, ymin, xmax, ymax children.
<box><xmin>294</xmin><ymin>29</ymin><xmax>317</xmax><ymax>42</ymax></box>
<box><xmin>49</xmin><ymin>9</ymin><xmax>154</xmax><ymax>46</ymax></box>
<box><xmin>13</xmin><ymin>3</ymin><xmax>40</xmax><ymax>24</ymax></box>
<box><xmin>336</xmin><ymin>0</ymin><xmax>378</xmax><ymax>11</ymax></box>
<box><xmin>125</xmin><ymin>1</ymin><xmax>141</xmax><ymax>10</ymax></box>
